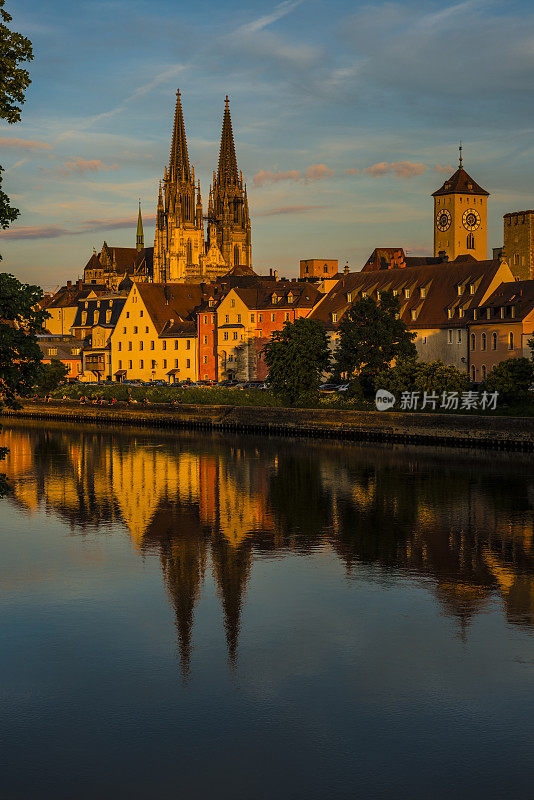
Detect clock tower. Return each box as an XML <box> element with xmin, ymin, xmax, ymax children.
<box><xmin>432</xmin><ymin>146</ymin><xmax>489</xmax><ymax>261</ymax></box>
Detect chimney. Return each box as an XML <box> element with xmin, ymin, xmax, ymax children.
<box><xmin>77</xmin><ymin>278</ymin><xmax>83</xmax><ymax>288</ymax></box>
<box><xmin>67</xmin><ymin>280</ymin><xmax>72</xmax><ymax>288</ymax></box>
<box><xmin>274</xmin><ymin>269</ymin><xmax>279</xmax><ymax>281</ymax></box>
<box><xmin>269</xmin><ymin>268</ymin><xmax>273</xmax><ymax>277</ymax></box>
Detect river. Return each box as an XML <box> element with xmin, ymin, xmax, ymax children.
<box><xmin>1</xmin><ymin>420</ymin><xmax>533</xmax><ymax>799</ymax></box>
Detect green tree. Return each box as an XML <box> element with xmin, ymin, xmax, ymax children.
<box><xmin>414</xmin><ymin>360</ymin><xmax>468</xmax><ymax>395</ymax></box>
<box><xmin>264</xmin><ymin>318</ymin><xmax>330</xmax><ymax>406</ymax></box>
<box><xmin>484</xmin><ymin>358</ymin><xmax>534</xmax><ymax>404</ymax></box>
<box><xmin>37</xmin><ymin>359</ymin><xmax>69</xmax><ymax>395</ymax></box>
<box><xmin>0</xmin><ymin>273</ymin><xmax>47</xmax><ymax>407</ymax></box>
<box><xmin>332</xmin><ymin>292</ymin><xmax>417</xmax><ymax>396</ymax></box>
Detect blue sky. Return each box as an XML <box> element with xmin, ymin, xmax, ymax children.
<box><xmin>1</xmin><ymin>0</ymin><xmax>534</xmax><ymax>289</ymax></box>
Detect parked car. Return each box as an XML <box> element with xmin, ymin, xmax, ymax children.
<box><xmin>337</xmin><ymin>384</ymin><xmax>350</xmax><ymax>393</ymax></box>
<box><xmin>319</xmin><ymin>383</ymin><xmax>339</xmax><ymax>394</ymax></box>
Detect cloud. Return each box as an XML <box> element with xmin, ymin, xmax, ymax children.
<box><xmin>256</xmin><ymin>204</ymin><xmax>328</xmax><ymax>216</ymax></box>
<box><xmin>237</xmin><ymin>0</ymin><xmax>306</xmax><ymax>35</ymax></box>
<box><xmin>435</xmin><ymin>163</ymin><xmax>453</xmax><ymax>174</ymax></box>
<box><xmin>0</xmin><ymin>137</ymin><xmax>51</xmax><ymax>151</ymax></box>
<box><xmin>40</xmin><ymin>157</ymin><xmax>121</xmax><ymax>176</ymax></box>
<box><xmin>305</xmin><ymin>164</ymin><xmax>334</xmax><ymax>180</ymax></box>
<box><xmin>253</xmin><ymin>168</ymin><xmax>301</xmax><ymax>187</ymax></box>
<box><xmin>364</xmin><ymin>161</ymin><xmax>427</xmax><ymax>178</ymax></box>
<box><xmin>0</xmin><ymin>214</ymin><xmax>156</xmax><ymax>240</ymax></box>
<box><xmin>344</xmin><ymin>167</ymin><xmax>359</xmax><ymax>175</ymax></box>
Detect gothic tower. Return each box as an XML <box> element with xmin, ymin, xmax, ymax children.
<box><xmin>208</xmin><ymin>96</ymin><xmax>252</xmax><ymax>269</ymax></box>
<box><xmin>432</xmin><ymin>145</ymin><xmax>489</xmax><ymax>262</ymax></box>
<box><xmin>136</xmin><ymin>200</ymin><xmax>144</xmax><ymax>252</ymax></box>
<box><xmin>153</xmin><ymin>90</ymin><xmax>204</xmax><ymax>282</ymax></box>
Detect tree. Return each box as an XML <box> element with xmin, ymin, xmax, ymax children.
<box><xmin>484</xmin><ymin>358</ymin><xmax>534</xmax><ymax>404</ymax></box>
<box><xmin>264</xmin><ymin>318</ymin><xmax>330</xmax><ymax>406</ymax></box>
<box><xmin>0</xmin><ymin>273</ymin><xmax>47</xmax><ymax>407</ymax></box>
<box><xmin>37</xmin><ymin>359</ymin><xmax>69</xmax><ymax>395</ymax></box>
<box><xmin>0</xmin><ymin>1</ymin><xmax>33</xmax><ymax>251</ymax></box>
<box><xmin>332</xmin><ymin>292</ymin><xmax>417</xmax><ymax>396</ymax></box>
<box><xmin>376</xmin><ymin>358</ymin><xmax>468</xmax><ymax>397</ymax></box>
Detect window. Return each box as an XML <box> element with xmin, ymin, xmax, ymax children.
<box><xmin>225</xmin><ymin>315</ymin><xmax>229</xmax><ymax>323</ymax></box>
<box><xmin>467</xmin><ymin>234</ymin><xmax>475</xmax><ymax>250</ymax></box>
<box><xmin>469</xmin><ymin>283</ymin><xmax>475</xmax><ymax>295</ymax></box>
<box><xmin>133</xmin><ymin>326</ymin><xmax>138</xmax><ymax>334</ymax></box>
<box><xmin>459</xmin><ymin>308</ymin><xmax>465</xmax><ymax>319</ymax></box>
<box><xmin>471</xmin><ymin>333</ymin><xmax>476</xmax><ymax>350</ymax></box>
<box><xmin>140</xmin><ymin>359</ymin><xmax>144</xmax><ymax>369</ymax></box>
<box><xmin>47</xmin><ymin>348</ymin><xmax>58</xmax><ymax>356</ymax></box>
<box><xmin>151</xmin><ymin>359</ymin><xmax>156</xmax><ymax>369</ymax></box>
<box><xmin>224</xmin><ymin>332</ymin><xmax>229</xmax><ymax>341</ymax></box>
<box><xmin>457</xmin><ymin>329</ymin><xmax>462</xmax><ymax>343</ymax></box>
<box><xmin>420</xmin><ymin>287</ymin><xmax>426</xmax><ymax>298</ymax></box>
<box><xmin>118</xmin><ymin>342</ymin><xmax>122</xmax><ymax>351</ymax></box>
<box><xmin>471</xmin><ymin>365</ymin><xmax>476</xmax><ymax>382</ymax></box>
<box><xmin>128</xmin><ymin>341</ymin><xmax>132</xmax><ymax>351</ymax></box>
<box><xmin>150</xmin><ymin>341</ymin><xmax>154</xmax><ymax>350</ymax></box>
<box><xmin>72</xmin><ymin>348</ymin><xmax>81</xmax><ymax>355</ymax></box>
<box><xmin>203</xmin><ymin>315</ymin><xmax>208</xmax><ymax>324</ymax></box>
<box><xmin>106</xmin><ymin>310</ymin><xmax>112</xmax><ymax>324</ymax></box>
<box><xmin>486</xmin><ymin>308</ymin><xmax>491</xmax><ymax>320</ymax></box>
<box><xmin>347</xmin><ymin>292</ymin><xmax>353</xmax><ymax>302</ymax></box>
<box><xmin>203</xmin><ymin>355</ymin><xmax>207</xmax><ymax>365</ymax></box>
<box><xmin>509</xmin><ymin>332</ymin><xmax>514</xmax><ymax>350</ymax></box>
<box><xmin>457</xmin><ymin>285</ymin><xmax>462</xmax><ymax>296</ymax></box>
<box><xmin>118</xmin><ymin>360</ymin><xmax>122</xmax><ymax>369</ymax></box>
<box><xmin>448</xmin><ymin>329</ymin><xmax>453</xmax><ymax>343</ymax></box>
<box><xmin>271</xmin><ymin>313</ymin><xmax>276</xmax><ymax>322</ymax></box>
<box><xmin>250</xmin><ymin>314</ymin><xmax>255</xmax><ymax>323</ymax></box>
<box><xmin>145</xmin><ymin>326</ymin><xmax>149</xmax><ymax>333</ymax></box>
<box><xmin>126</xmin><ymin>312</ymin><xmax>130</xmax><ymax>318</ymax></box>
<box><xmin>231</xmin><ymin>299</ymin><xmax>235</xmax><ymax>308</ymax></box>
<box><xmin>482</xmin><ymin>365</ymin><xmax>486</xmax><ymax>381</ymax></box>
<box><xmin>140</xmin><ymin>341</ymin><xmax>143</xmax><ymax>351</ymax></box>
<box><xmin>287</xmin><ymin>293</ymin><xmax>294</xmax><ymax>303</ymax></box>
<box><xmin>174</xmin><ymin>340</ymin><xmax>179</xmax><ymax>350</ymax></box>
<box><xmin>481</xmin><ymin>333</ymin><xmax>486</xmax><ymax>351</ymax></box>
<box><xmin>186</xmin><ymin>340</ymin><xmax>191</xmax><ymax>350</ymax></box>
<box><xmin>492</xmin><ymin>332</ymin><xmax>497</xmax><ymax>350</ymax></box>
<box><xmin>175</xmin><ymin>359</ymin><xmax>179</xmax><ymax>368</ymax></box>
<box><xmin>162</xmin><ymin>340</ymin><xmax>166</xmax><ymax>350</ymax></box>
<box><xmin>422</xmin><ymin>336</ymin><xmax>427</xmax><ymax>345</ymax></box>
<box><xmin>258</xmin><ymin>314</ymin><xmax>263</xmax><ymax>323</ymax></box>
<box><xmin>233</xmin><ymin>331</ymin><xmax>238</xmax><ymax>340</ymax></box>
<box><xmin>163</xmin><ymin>359</ymin><xmax>167</xmax><ymax>369</ymax></box>
<box><xmin>411</xmin><ymin>310</ymin><xmax>417</xmax><ymax>321</ymax></box>
<box><xmin>128</xmin><ymin>360</ymin><xmax>133</xmax><ymax>370</ymax></box>
<box><xmin>404</xmin><ymin>289</ymin><xmax>410</xmax><ymax>298</ymax></box>
<box><xmin>186</xmin><ymin>359</ymin><xmax>190</xmax><ymax>369</ymax></box>
<box><xmin>140</xmin><ymin>310</ymin><xmax>143</xmax><ymax>317</ymax></box>
<box><xmin>285</xmin><ymin>312</ymin><xmax>290</xmax><ymax>321</ymax></box>
<box><xmin>81</xmin><ymin>312</ymin><xmax>87</xmax><ymax>326</ymax></box>
<box><xmin>447</xmin><ymin>309</ymin><xmax>453</xmax><ymax>319</ymax></box>
<box><xmin>323</xmin><ymin>265</ymin><xmax>328</xmax><ymax>273</ymax></box>
<box><xmin>203</xmin><ymin>335</ymin><xmax>208</xmax><ymax>345</ymax></box>
<box><xmin>237</xmin><ymin>314</ymin><xmax>241</xmax><ymax>323</ymax></box>
<box><xmin>123</xmin><ymin>327</ymin><xmax>127</xmax><ymax>334</ymax></box>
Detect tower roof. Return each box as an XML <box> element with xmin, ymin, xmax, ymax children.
<box><xmin>432</xmin><ymin>166</ymin><xmax>489</xmax><ymax>197</ymax></box>
<box><xmin>169</xmin><ymin>89</ymin><xmax>191</xmax><ymax>182</ymax></box>
<box><xmin>136</xmin><ymin>200</ymin><xmax>144</xmax><ymax>251</ymax></box>
<box><xmin>217</xmin><ymin>95</ymin><xmax>239</xmax><ymax>185</ymax></box>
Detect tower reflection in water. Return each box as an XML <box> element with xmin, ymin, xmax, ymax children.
<box><xmin>2</xmin><ymin>422</ymin><xmax>533</xmax><ymax>677</ymax></box>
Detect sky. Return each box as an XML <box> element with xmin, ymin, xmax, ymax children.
<box><xmin>1</xmin><ymin>0</ymin><xmax>534</xmax><ymax>290</ymax></box>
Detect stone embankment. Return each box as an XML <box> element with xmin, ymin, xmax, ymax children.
<box><xmin>2</xmin><ymin>399</ymin><xmax>534</xmax><ymax>451</ymax></box>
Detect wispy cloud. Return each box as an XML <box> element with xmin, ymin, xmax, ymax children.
<box><xmin>253</xmin><ymin>168</ymin><xmax>301</xmax><ymax>187</ymax></box>
<box><xmin>0</xmin><ymin>137</ymin><xmax>51</xmax><ymax>151</ymax></box>
<box><xmin>41</xmin><ymin>157</ymin><xmax>121</xmax><ymax>176</ymax></box>
<box><xmin>305</xmin><ymin>163</ymin><xmax>334</xmax><ymax>180</ymax></box>
<box><xmin>256</xmin><ymin>204</ymin><xmax>328</xmax><ymax>217</ymax></box>
<box><xmin>435</xmin><ymin>163</ymin><xmax>453</xmax><ymax>174</ymax></box>
<box><xmin>364</xmin><ymin>161</ymin><xmax>427</xmax><ymax>178</ymax></box>
<box><xmin>344</xmin><ymin>167</ymin><xmax>359</xmax><ymax>175</ymax></box>
<box><xmin>237</xmin><ymin>0</ymin><xmax>306</xmax><ymax>35</ymax></box>
<box><xmin>0</xmin><ymin>213</ymin><xmax>155</xmax><ymax>240</ymax></box>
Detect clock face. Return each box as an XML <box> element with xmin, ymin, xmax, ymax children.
<box><xmin>436</xmin><ymin>208</ymin><xmax>451</xmax><ymax>232</ymax></box>
<box><xmin>462</xmin><ymin>208</ymin><xmax>481</xmax><ymax>231</ymax></box>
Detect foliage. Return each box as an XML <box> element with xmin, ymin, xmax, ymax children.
<box><xmin>484</xmin><ymin>358</ymin><xmax>534</xmax><ymax>404</ymax></box>
<box><xmin>36</xmin><ymin>359</ymin><xmax>69</xmax><ymax>395</ymax></box>
<box><xmin>0</xmin><ymin>273</ymin><xmax>47</xmax><ymax>407</ymax></box>
<box><xmin>528</xmin><ymin>336</ymin><xmax>534</xmax><ymax>362</ymax></box>
<box><xmin>332</xmin><ymin>292</ymin><xmax>417</xmax><ymax>396</ymax></box>
<box><xmin>376</xmin><ymin>358</ymin><xmax>468</xmax><ymax>398</ymax></box>
<box><xmin>263</xmin><ymin>318</ymin><xmax>330</xmax><ymax>406</ymax></box>
<box><xmin>0</xmin><ymin>1</ymin><xmax>33</xmax><ymax>124</ymax></box>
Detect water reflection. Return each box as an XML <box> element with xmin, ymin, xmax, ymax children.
<box><xmin>2</xmin><ymin>422</ymin><xmax>534</xmax><ymax>678</ymax></box>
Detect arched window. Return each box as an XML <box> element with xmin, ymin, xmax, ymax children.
<box><xmin>492</xmin><ymin>332</ymin><xmax>497</xmax><ymax>350</ymax></box>
<box><xmin>482</xmin><ymin>365</ymin><xmax>486</xmax><ymax>381</ymax></box>
<box><xmin>186</xmin><ymin>240</ymin><xmax>192</xmax><ymax>265</ymax></box>
<box><xmin>471</xmin><ymin>365</ymin><xmax>476</xmax><ymax>382</ymax></box>
<box><xmin>471</xmin><ymin>333</ymin><xmax>476</xmax><ymax>350</ymax></box>
<box><xmin>467</xmin><ymin>233</ymin><xmax>475</xmax><ymax>249</ymax></box>
<box><xmin>509</xmin><ymin>331</ymin><xmax>514</xmax><ymax>350</ymax></box>
<box><xmin>234</xmin><ymin>244</ymin><xmax>240</xmax><ymax>266</ymax></box>
<box><xmin>481</xmin><ymin>332</ymin><xmax>486</xmax><ymax>351</ymax></box>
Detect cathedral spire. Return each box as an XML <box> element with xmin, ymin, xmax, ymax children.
<box><xmin>217</xmin><ymin>94</ymin><xmax>239</xmax><ymax>185</ymax></box>
<box><xmin>136</xmin><ymin>199</ymin><xmax>144</xmax><ymax>251</ymax></box>
<box><xmin>169</xmin><ymin>89</ymin><xmax>191</xmax><ymax>182</ymax></box>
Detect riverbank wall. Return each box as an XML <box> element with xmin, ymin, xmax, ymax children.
<box><xmin>2</xmin><ymin>400</ymin><xmax>534</xmax><ymax>451</ymax></box>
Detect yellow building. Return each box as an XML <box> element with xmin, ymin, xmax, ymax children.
<box><xmin>110</xmin><ymin>282</ymin><xmax>203</xmax><ymax>383</ymax></box>
<box><xmin>503</xmin><ymin>210</ymin><xmax>534</xmax><ymax>281</ymax></box>
<box><xmin>432</xmin><ymin>148</ymin><xmax>488</xmax><ymax>262</ymax></box>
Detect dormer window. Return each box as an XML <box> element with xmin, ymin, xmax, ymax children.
<box><xmin>447</xmin><ymin>308</ymin><xmax>453</xmax><ymax>319</ymax></box>
<box><xmin>457</xmin><ymin>285</ymin><xmax>463</xmax><ymax>296</ymax></box>
<box><xmin>209</xmin><ymin>299</ymin><xmax>215</xmax><ymax>308</ymax></box>
<box><xmin>459</xmin><ymin>307</ymin><xmax>465</xmax><ymax>318</ymax></box>
<box><xmin>410</xmin><ymin>310</ymin><xmax>417</xmax><ymax>321</ymax></box>
<box><xmin>404</xmin><ymin>288</ymin><xmax>410</xmax><ymax>299</ymax></box>
<box><xmin>346</xmin><ymin>292</ymin><xmax>352</xmax><ymax>302</ymax></box>
<box><xmin>469</xmin><ymin>283</ymin><xmax>475</xmax><ymax>295</ymax></box>
<box><xmin>392</xmin><ymin>289</ymin><xmax>399</xmax><ymax>297</ymax></box>
<box><xmin>486</xmin><ymin>308</ymin><xmax>491</xmax><ymax>320</ymax></box>
<box><xmin>420</xmin><ymin>287</ymin><xmax>426</xmax><ymax>298</ymax></box>
<box><xmin>332</xmin><ymin>313</ymin><xmax>338</xmax><ymax>323</ymax></box>
<box><xmin>361</xmin><ymin>291</ymin><xmax>367</xmax><ymax>299</ymax></box>
<box><xmin>511</xmin><ymin>305</ymin><xmax>516</xmax><ymax>318</ymax></box>
<box><xmin>271</xmin><ymin>293</ymin><xmax>279</xmax><ymax>304</ymax></box>
<box><xmin>287</xmin><ymin>293</ymin><xmax>294</xmax><ymax>304</ymax></box>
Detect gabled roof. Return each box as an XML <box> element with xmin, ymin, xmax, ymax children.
<box><xmin>71</xmin><ymin>296</ymin><xmax>126</xmax><ymax>329</ymax></box>
<box><xmin>472</xmin><ymin>280</ymin><xmax>534</xmax><ymax>323</ymax></box>
<box><xmin>135</xmin><ymin>283</ymin><xmax>210</xmax><ymax>335</ymax></box>
<box><xmin>231</xmin><ymin>280</ymin><xmax>322</xmax><ymax>311</ymax></box>
<box><xmin>46</xmin><ymin>283</ymin><xmax>108</xmax><ymax>309</ymax></box>
<box><xmin>432</xmin><ymin>166</ymin><xmax>489</xmax><ymax>197</ymax></box>
<box><xmin>309</xmin><ymin>258</ymin><xmax>511</xmax><ymax>330</ymax></box>
<box><xmin>363</xmin><ymin>248</ymin><xmax>446</xmax><ymax>272</ymax></box>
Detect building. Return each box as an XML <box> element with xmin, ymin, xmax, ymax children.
<box><xmin>469</xmin><ymin>280</ymin><xmax>534</xmax><ymax>383</ymax></box>
<box><xmin>300</xmin><ymin>259</ymin><xmax>338</xmax><ymax>279</ymax></box>
<box><xmin>70</xmin><ymin>293</ymin><xmax>128</xmax><ymax>381</ymax></box>
<box><xmin>44</xmin><ymin>280</ymin><xmax>108</xmax><ymax>336</ymax></box>
<box><xmin>362</xmin><ymin>248</ymin><xmax>445</xmax><ymax>272</ymax></box>
<box><xmin>432</xmin><ymin>147</ymin><xmax>489</xmax><ymax>262</ymax></box>
<box><xmin>84</xmin><ymin>219</ymin><xmax>153</xmax><ymax>290</ymax></box>
<box><xmin>309</xmin><ymin>256</ymin><xmax>514</xmax><ymax>372</ymax></box>
<box><xmin>503</xmin><ymin>210</ymin><xmax>534</xmax><ymax>281</ymax></box>
<box><xmin>38</xmin><ymin>335</ymin><xmax>83</xmax><ymax>380</ymax></box>
<box><xmin>153</xmin><ymin>91</ymin><xmax>251</xmax><ymax>283</ymax></box>
<box><xmin>110</xmin><ymin>282</ymin><xmax>207</xmax><ymax>383</ymax></box>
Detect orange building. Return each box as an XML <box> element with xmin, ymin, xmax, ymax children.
<box><xmin>300</xmin><ymin>259</ymin><xmax>338</xmax><ymax>279</ymax></box>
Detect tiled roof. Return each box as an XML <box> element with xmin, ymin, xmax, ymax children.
<box><xmin>362</xmin><ymin>248</ymin><xmax>446</xmax><ymax>272</ymax></box>
<box><xmin>472</xmin><ymin>280</ymin><xmax>534</xmax><ymax>323</ymax></box>
<box><xmin>432</xmin><ymin>166</ymin><xmax>489</xmax><ymax>197</ymax></box>
<box><xmin>46</xmin><ymin>283</ymin><xmax>108</xmax><ymax>309</ymax></box>
<box><xmin>71</xmin><ymin>296</ymin><xmax>126</xmax><ymax>328</ymax></box>
<box><xmin>38</xmin><ymin>337</ymin><xmax>82</xmax><ymax>360</ymax></box>
<box><xmin>232</xmin><ymin>280</ymin><xmax>322</xmax><ymax>310</ymax></box>
<box><xmin>309</xmin><ymin>259</ymin><xmax>510</xmax><ymax>330</ymax></box>
<box><xmin>136</xmin><ymin>283</ymin><xmax>210</xmax><ymax>334</ymax></box>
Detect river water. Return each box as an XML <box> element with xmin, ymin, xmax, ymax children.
<box><xmin>1</xmin><ymin>420</ymin><xmax>533</xmax><ymax>799</ymax></box>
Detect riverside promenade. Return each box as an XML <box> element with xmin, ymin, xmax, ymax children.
<box><xmin>2</xmin><ymin>400</ymin><xmax>534</xmax><ymax>451</ymax></box>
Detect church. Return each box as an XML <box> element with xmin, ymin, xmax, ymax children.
<box><xmin>84</xmin><ymin>91</ymin><xmax>252</xmax><ymax>287</ymax></box>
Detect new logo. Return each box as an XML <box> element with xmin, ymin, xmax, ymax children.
<box><xmin>375</xmin><ymin>389</ymin><xmax>395</xmax><ymax>411</ymax></box>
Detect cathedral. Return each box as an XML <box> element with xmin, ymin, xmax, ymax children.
<box><xmin>153</xmin><ymin>91</ymin><xmax>252</xmax><ymax>283</ymax></box>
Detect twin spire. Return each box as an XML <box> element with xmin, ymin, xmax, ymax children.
<box><xmin>169</xmin><ymin>89</ymin><xmax>191</xmax><ymax>182</ymax></box>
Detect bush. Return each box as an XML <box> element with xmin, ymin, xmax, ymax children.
<box><xmin>484</xmin><ymin>358</ymin><xmax>534</xmax><ymax>404</ymax></box>
<box><xmin>375</xmin><ymin>359</ymin><xmax>467</xmax><ymax>397</ymax></box>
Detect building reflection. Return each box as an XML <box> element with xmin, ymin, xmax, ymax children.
<box><xmin>2</xmin><ymin>423</ymin><xmax>534</xmax><ymax>676</ymax></box>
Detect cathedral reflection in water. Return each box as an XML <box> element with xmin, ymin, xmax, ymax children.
<box><xmin>2</xmin><ymin>421</ymin><xmax>534</xmax><ymax>678</ymax></box>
